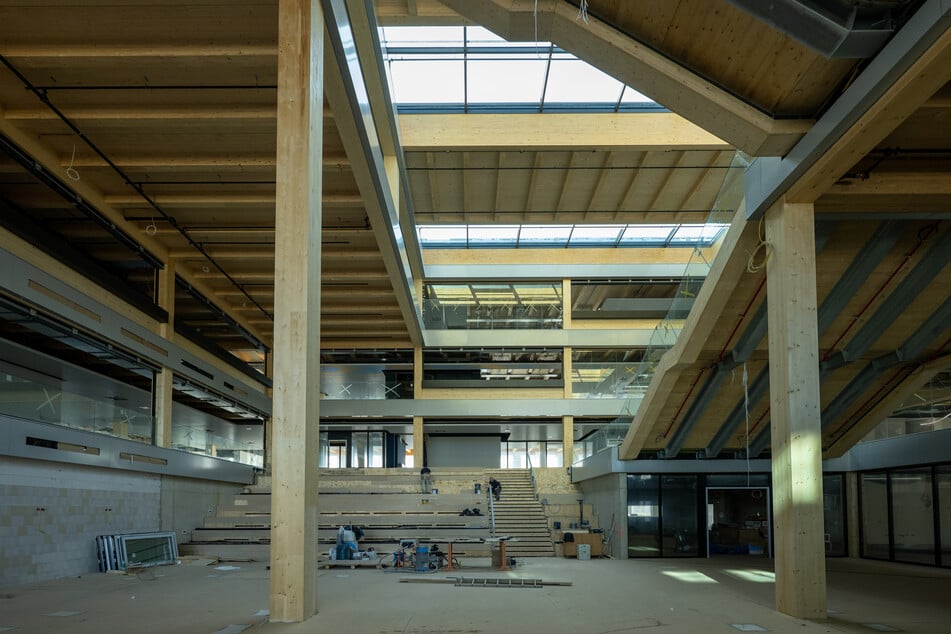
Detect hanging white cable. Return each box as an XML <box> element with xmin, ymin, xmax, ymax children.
<box><xmin>534</xmin><ymin>0</ymin><xmax>539</xmax><ymax>46</ymax></box>
<box><xmin>577</xmin><ymin>0</ymin><xmax>589</xmax><ymax>23</ymax></box>
<box><xmin>65</xmin><ymin>143</ymin><xmax>80</xmax><ymax>181</ymax></box>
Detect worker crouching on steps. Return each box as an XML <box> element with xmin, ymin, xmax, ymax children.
<box><xmin>488</xmin><ymin>477</ymin><xmax>502</xmax><ymax>501</ymax></box>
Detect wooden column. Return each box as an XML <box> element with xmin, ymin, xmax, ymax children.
<box><xmin>563</xmin><ymin>346</ymin><xmax>572</xmax><ymax>398</ymax></box>
<box><xmin>413</xmin><ymin>416</ymin><xmax>424</xmax><ymax>467</ymax></box>
<box><xmin>562</xmin><ymin>415</ymin><xmax>574</xmax><ymax>467</ymax></box>
<box><xmin>413</xmin><ymin>346</ymin><xmax>423</xmax><ymax>399</ymax></box>
<box><xmin>154</xmin><ymin>261</ymin><xmax>175</xmax><ymax>448</ymax></box>
<box><xmin>265</xmin><ymin>352</ymin><xmax>274</xmax><ymax>475</ymax></box>
<box><xmin>269</xmin><ymin>0</ymin><xmax>323</xmax><ymax>622</ymax></box>
<box><xmin>765</xmin><ymin>197</ymin><xmax>826</xmax><ymax>619</ymax></box>
<box><xmin>562</xmin><ymin>279</ymin><xmax>571</xmax><ymax>329</ymax></box>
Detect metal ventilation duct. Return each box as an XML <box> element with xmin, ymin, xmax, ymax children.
<box><xmin>725</xmin><ymin>0</ymin><xmax>918</xmax><ymax>58</ymax></box>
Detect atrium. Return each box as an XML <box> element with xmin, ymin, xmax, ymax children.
<box><xmin>0</xmin><ymin>0</ymin><xmax>950</xmax><ymax>630</ymax></box>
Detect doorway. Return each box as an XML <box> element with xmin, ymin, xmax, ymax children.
<box><xmin>706</xmin><ymin>487</ymin><xmax>771</xmax><ymax>557</ymax></box>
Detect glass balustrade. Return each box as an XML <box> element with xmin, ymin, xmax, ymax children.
<box><xmin>422</xmin><ymin>283</ymin><xmax>563</xmax><ymax>330</ymax></box>
<box><xmin>0</xmin><ymin>369</ymin><xmax>154</xmax><ymax>444</ymax></box>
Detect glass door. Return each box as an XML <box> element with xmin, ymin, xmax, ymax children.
<box><xmin>705</xmin><ymin>487</ymin><xmax>771</xmax><ymax>557</ymax></box>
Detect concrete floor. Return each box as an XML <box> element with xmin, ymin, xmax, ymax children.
<box><xmin>1</xmin><ymin>556</ymin><xmax>950</xmax><ymax>634</ymax></box>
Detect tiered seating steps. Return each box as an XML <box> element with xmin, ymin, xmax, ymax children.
<box><xmin>181</xmin><ymin>470</ymin><xmax>493</xmax><ymax>561</ymax></box>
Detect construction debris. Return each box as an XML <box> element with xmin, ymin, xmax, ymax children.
<box><xmin>399</xmin><ymin>576</ymin><xmax>571</xmax><ymax>588</ymax></box>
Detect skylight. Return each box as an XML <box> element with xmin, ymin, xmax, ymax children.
<box><xmin>417</xmin><ymin>224</ymin><xmax>729</xmax><ymax>249</ymax></box>
<box><xmin>380</xmin><ymin>26</ymin><xmax>660</xmax><ymax>113</ymax></box>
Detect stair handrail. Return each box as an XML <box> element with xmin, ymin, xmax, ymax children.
<box><xmin>488</xmin><ymin>487</ymin><xmax>496</xmax><ymax>537</ymax></box>
<box><xmin>526</xmin><ymin>452</ymin><xmax>538</xmax><ymax>501</ymax></box>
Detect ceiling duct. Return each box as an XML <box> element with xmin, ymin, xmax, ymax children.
<box><xmin>725</xmin><ymin>0</ymin><xmax>916</xmax><ymax>58</ymax></box>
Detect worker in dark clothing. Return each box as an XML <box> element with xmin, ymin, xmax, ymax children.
<box><xmin>420</xmin><ymin>466</ymin><xmax>432</xmax><ymax>493</ymax></box>
<box><xmin>488</xmin><ymin>477</ymin><xmax>502</xmax><ymax>502</ymax></box>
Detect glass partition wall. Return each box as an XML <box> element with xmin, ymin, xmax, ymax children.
<box><xmin>861</xmin><ymin>465</ymin><xmax>947</xmax><ymax>566</ymax></box>
<box><xmin>626</xmin><ymin>473</ymin><xmax>848</xmax><ymax>559</ymax></box>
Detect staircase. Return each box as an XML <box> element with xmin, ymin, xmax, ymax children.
<box><xmin>485</xmin><ymin>468</ymin><xmax>555</xmax><ymax>558</ymax></box>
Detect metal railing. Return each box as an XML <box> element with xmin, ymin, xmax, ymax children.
<box><xmin>487</xmin><ymin>487</ymin><xmax>496</xmax><ymax>537</ymax></box>
<box><xmin>526</xmin><ymin>451</ymin><xmax>539</xmax><ymax>501</ymax></box>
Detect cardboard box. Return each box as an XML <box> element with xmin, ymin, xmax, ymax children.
<box><xmin>563</xmin><ymin>532</ymin><xmax>603</xmax><ymax>558</ymax></box>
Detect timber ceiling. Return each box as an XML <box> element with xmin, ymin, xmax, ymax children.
<box><xmin>0</xmin><ymin>0</ymin><xmax>948</xmax><ymax>460</ymax></box>
<box><xmin>406</xmin><ymin>148</ymin><xmax>735</xmax><ymax>225</ymax></box>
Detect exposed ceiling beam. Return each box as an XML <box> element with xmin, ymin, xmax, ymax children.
<box><xmin>824</xmin><ymin>354</ymin><xmax>951</xmax><ymax>457</ymax></box>
<box><xmin>4</xmin><ymin>105</ymin><xmax>277</xmax><ymax>121</ymax></box>
<box><xmin>820</xmin><ymin>294</ymin><xmax>951</xmax><ymax>439</ymax></box>
<box><xmin>437</xmin><ymin>0</ymin><xmax>810</xmax><ymax>156</ymax></box>
<box><xmin>822</xmin><ymin>227</ymin><xmax>951</xmax><ymax>371</ymax></box>
<box><xmin>61</xmin><ymin>155</ymin><xmax>347</xmax><ymax>170</ymax></box>
<box><xmin>0</xmin><ymin>44</ymin><xmax>276</xmax><ymax>58</ymax></box>
<box><xmin>399</xmin><ymin>113</ymin><xmax>732</xmax><ymax>152</ymax></box>
<box><xmin>324</xmin><ymin>0</ymin><xmax>423</xmax><ymax>344</ymax></box>
<box><xmin>107</xmin><ymin>193</ymin><xmax>275</xmax><ymax>205</ymax></box>
<box><xmin>827</xmin><ymin>172</ymin><xmax>951</xmax><ymax>196</ymax></box>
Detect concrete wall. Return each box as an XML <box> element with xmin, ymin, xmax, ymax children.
<box><xmin>579</xmin><ymin>473</ymin><xmax>627</xmax><ymax>559</ymax></box>
<box><xmin>535</xmin><ymin>467</ymin><xmax>587</xmax><ymax>530</ymax></box>
<box><xmin>160</xmin><ymin>475</ymin><xmax>245</xmax><ymax>544</ymax></box>
<box><xmin>0</xmin><ymin>456</ymin><xmax>244</xmax><ymax>587</ymax></box>
<box><xmin>427</xmin><ymin>436</ymin><xmax>500</xmax><ymax>468</ymax></box>
<box><xmin>0</xmin><ymin>456</ymin><xmax>160</xmax><ymax>586</ymax></box>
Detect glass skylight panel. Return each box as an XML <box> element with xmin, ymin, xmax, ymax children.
<box><xmin>467</xmin><ymin>225</ymin><xmax>520</xmax><ymax>246</ymax></box>
<box><xmin>619</xmin><ymin>225</ymin><xmax>676</xmax><ymax>245</ymax></box>
<box><xmin>567</xmin><ymin>225</ymin><xmax>624</xmax><ymax>246</ymax></box>
<box><xmin>669</xmin><ymin>224</ymin><xmax>727</xmax><ymax>244</ymax></box>
<box><xmin>517</xmin><ymin>225</ymin><xmax>573</xmax><ymax>246</ymax></box>
<box><xmin>418</xmin><ymin>224</ymin><xmax>721</xmax><ymax>248</ymax></box>
<box><xmin>619</xmin><ymin>85</ymin><xmax>655</xmax><ymax>104</ymax></box>
<box><xmin>388</xmin><ymin>59</ymin><xmax>464</xmax><ymax>104</ymax></box>
<box><xmin>380</xmin><ymin>25</ymin><xmax>657</xmax><ymax>112</ymax></box>
<box><xmin>544</xmin><ymin>59</ymin><xmax>624</xmax><ymax>105</ymax></box>
<box><xmin>418</xmin><ymin>225</ymin><xmax>467</xmax><ymax>247</ymax></box>
<box><xmin>467</xmin><ymin>58</ymin><xmax>547</xmax><ymax>104</ymax></box>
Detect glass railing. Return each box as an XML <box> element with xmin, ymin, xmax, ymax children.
<box><xmin>579</xmin><ymin>151</ymin><xmax>748</xmax><ymax>459</ymax></box>
<box><xmin>0</xmin><ymin>370</ymin><xmax>154</xmax><ymax>444</ymax></box>
<box><xmin>320</xmin><ymin>378</ymin><xmax>412</xmax><ymax>399</ymax></box>
<box><xmin>171</xmin><ymin>421</ymin><xmax>264</xmax><ymax>468</ymax></box>
<box><xmin>572</xmin><ymin>349</ymin><xmax>652</xmax><ymax>399</ymax></box>
<box><xmin>422</xmin><ymin>282</ymin><xmax>563</xmax><ymax>330</ymax></box>
<box><xmin>0</xmin><ymin>366</ymin><xmax>265</xmax><ymax>467</ymax></box>
<box><xmin>860</xmin><ymin>415</ymin><xmax>951</xmax><ymax>443</ymax></box>
<box><xmin>168</xmin><ymin>401</ymin><xmax>264</xmax><ymax>468</ymax></box>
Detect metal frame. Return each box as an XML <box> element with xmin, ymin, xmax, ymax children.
<box><xmin>98</xmin><ymin>531</ymin><xmax>179</xmax><ymax>571</ymax></box>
